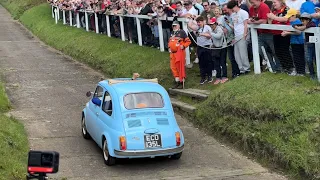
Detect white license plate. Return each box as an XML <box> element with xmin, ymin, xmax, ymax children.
<box><xmin>144</xmin><ymin>134</ymin><xmax>162</xmax><ymax>148</ymax></box>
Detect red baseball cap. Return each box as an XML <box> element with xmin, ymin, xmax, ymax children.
<box><xmin>208</xmin><ymin>17</ymin><xmax>217</xmax><ymax>25</ymax></box>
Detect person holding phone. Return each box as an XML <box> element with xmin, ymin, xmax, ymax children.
<box><xmin>188</xmin><ymin>16</ymin><xmax>214</xmax><ymax>84</ymax></box>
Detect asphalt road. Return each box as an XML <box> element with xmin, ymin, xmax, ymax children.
<box><xmin>0</xmin><ymin>5</ymin><xmax>287</xmax><ymax>180</ymax></box>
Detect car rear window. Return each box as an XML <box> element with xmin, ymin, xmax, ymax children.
<box><xmin>124</xmin><ymin>92</ymin><xmax>164</xmax><ymax>109</ymax></box>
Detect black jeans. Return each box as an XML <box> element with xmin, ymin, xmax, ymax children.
<box><xmin>197</xmin><ymin>46</ymin><xmax>213</xmax><ymax>79</ymax></box>
<box><xmin>291</xmin><ymin>44</ymin><xmax>305</xmax><ymax>74</ymax></box>
<box><xmin>273</xmin><ymin>34</ymin><xmax>293</xmax><ymax>71</ymax></box>
<box><xmin>141</xmin><ymin>22</ymin><xmax>152</xmax><ymax>45</ymax></box>
<box><xmin>213</xmin><ymin>48</ymin><xmax>227</xmax><ymax>78</ymax></box>
<box><xmin>98</xmin><ymin>13</ymin><xmax>106</xmax><ymax>33</ymax></box>
<box><xmin>228</xmin><ymin>45</ymin><xmax>240</xmax><ymax>76</ymax></box>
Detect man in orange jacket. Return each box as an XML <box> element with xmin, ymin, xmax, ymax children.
<box><xmin>168</xmin><ymin>21</ymin><xmax>191</xmax><ymax>89</ymax></box>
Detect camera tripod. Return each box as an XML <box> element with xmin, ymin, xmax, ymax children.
<box><xmin>26</xmin><ymin>173</ymin><xmax>48</xmax><ymax>180</ymax></box>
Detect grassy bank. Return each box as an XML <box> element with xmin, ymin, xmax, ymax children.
<box><xmin>1</xmin><ymin>0</ymin><xmax>320</xmax><ymax>179</ymax></box>
<box><xmin>0</xmin><ymin>81</ymin><xmax>29</xmax><ymax>180</ymax></box>
<box><xmin>195</xmin><ymin>73</ymin><xmax>320</xmax><ymax>179</ymax></box>
<box><xmin>0</xmin><ymin>0</ymin><xmax>44</xmax><ymax>19</ymax></box>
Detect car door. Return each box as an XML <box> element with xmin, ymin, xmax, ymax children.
<box><xmin>95</xmin><ymin>90</ymin><xmax>115</xmax><ymax>147</ymax></box>
<box><xmin>86</xmin><ymin>85</ymin><xmax>104</xmax><ymax>142</ymax></box>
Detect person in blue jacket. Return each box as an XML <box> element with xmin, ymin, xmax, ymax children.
<box><xmin>311</xmin><ymin>4</ymin><xmax>320</xmax><ymax>26</ymax></box>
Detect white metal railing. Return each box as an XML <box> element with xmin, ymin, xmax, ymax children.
<box><xmin>249</xmin><ymin>24</ymin><xmax>320</xmax><ymax>81</ymax></box>
<box><xmin>51</xmin><ymin>5</ymin><xmax>320</xmax><ymax>81</ymax></box>
<box><xmin>51</xmin><ymin>5</ymin><xmax>191</xmax><ymax>65</ymax></box>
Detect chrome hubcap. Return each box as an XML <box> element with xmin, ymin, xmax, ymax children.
<box><xmin>103</xmin><ymin>141</ymin><xmax>108</xmax><ymax>161</ymax></box>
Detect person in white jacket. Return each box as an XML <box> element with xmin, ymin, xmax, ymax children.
<box><xmin>209</xmin><ymin>17</ymin><xmax>229</xmax><ymax>84</ymax></box>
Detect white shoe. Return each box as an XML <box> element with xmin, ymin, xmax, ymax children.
<box><xmin>306</xmin><ymin>66</ymin><xmax>310</xmax><ymax>74</ymax></box>
<box><xmin>212</xmin><ymin>70</ymin><xmax>217</xmax><ymax>77</ymax></box>
<box><xmin>194</xmin><ymin>58</ymin><xmax>199</xmax><ymax>63</ymax></box>
<box><xmin>289</xmin><ymin>71</ymin><xmax>297</xmax><ymax>76</ymax></box>
<box><xmin>129</xmin><ymin>40</ymin><xmax>132</xmax><ymax>44</ymax></box>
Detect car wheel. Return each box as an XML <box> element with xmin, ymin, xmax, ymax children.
<box><xmin>81</xmin><ymin>116</ymin><xmax>91</xmax><ymax>139</ymax></box>
<box><xmin>103</xmin><ymin>138</ymin><xmax>116</xmax><ymax>166</ymax></box>
<box><xmin>170</xmin><ymin>152</ymin><xmax>182</xmax><ymax>160</ymax></box>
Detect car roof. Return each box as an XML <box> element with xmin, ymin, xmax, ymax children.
<box><xmin>99</xmin><ymin>78</ymin><xmax>167</xmax><ymax>97</ymax></box>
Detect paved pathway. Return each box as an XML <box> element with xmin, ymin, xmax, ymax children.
<box><xmin>0</xmin><ymin>5</ymin><xmax>287</xmax><ymax>180</ymax></box>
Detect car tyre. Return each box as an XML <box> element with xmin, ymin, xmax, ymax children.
<box><xmin>81</xmin><ymin>116</ymin><xmax>91</xmax><ymax>139</ymax></box>
<box><xmin>103</xmin><ymin>138</ymin><xmax>116</xmax><ymax>166</ymax></box>
<box><xmin>170</xmin><ymin>152</ymin><xmax>182</xmax><ymax>160</ymax></box>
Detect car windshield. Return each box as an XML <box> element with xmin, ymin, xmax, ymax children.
<box><xmin>124</xmin><ymin>92</ymin><xmax>164</xmax><ymax>109</ymax></box>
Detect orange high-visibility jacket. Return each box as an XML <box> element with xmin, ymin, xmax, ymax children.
<box><xmin>168</xmin><ymin>29</ymin><xmax>191</xmax><ymax>53</ymax></box>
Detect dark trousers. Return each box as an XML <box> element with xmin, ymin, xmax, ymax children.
<box><xmin>291</xmin><ymin>44</ymin><xmax>305</xmax><ymax>74</ymax></box>
<box><xmin>98</xmin><ymin>13</ymin><xmax>106</xmax><ymax>33</ymax></box>
<box><xmin>197</xmin><ymin>46</ymin><xmax>213</xmax><ymax>79</ymax></box>
<box><xmin>306</xmin><ymin>43</ymin><xmax>316</xmax><ymax>76</ymax></box>
<box><xmin>141</xmin><ymin>22</ymin><xmax>152</xmax><ymax>45</ymax></box>
<box><xmin>213</xmin><ymin>48</ymin><xmax>227</xmax><ymax>78</ymax></box>
<box><xmin>90</xmin><ymin>14</ymin><xmax>95</xmax><ymax>30</ymax></box>
<box><xmin>273</xmin><ymin>35</ymin><xmax>293</xmax><ymax>71</ymax></box>
<box><xmin>228</xmin><ymin>45</ymin><xmax>240</xmax><ymax>76</ymax></box>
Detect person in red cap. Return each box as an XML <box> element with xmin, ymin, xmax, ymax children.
<box><xmin>208</xmin><ymin>17</ymin><xmax>229</xmax><ymax>84</ymax></box>
<box><xmin>168</xmin><ymin>21</ymin><xmax>191</xmax><ymax>89</ymax></box>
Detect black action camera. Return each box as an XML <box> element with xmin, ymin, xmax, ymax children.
<box><xmin>26</xmin><ymin>151</ymin><xmax>60</xmax><ymax>180</ymax></box>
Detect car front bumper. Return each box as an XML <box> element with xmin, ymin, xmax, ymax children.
<box><xmin>114</xmin><ymin>144</ymin><xmax>184</xmax><ymax>157</ymax></box>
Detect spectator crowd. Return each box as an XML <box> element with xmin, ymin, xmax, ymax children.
<box><xmin>48</xmin><ymin>0</ymin><xmax>320</xmax><ymax>85</ymax></box>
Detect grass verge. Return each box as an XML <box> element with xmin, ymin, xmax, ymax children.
<box><xmin>195</xmin><ymin>73</ymin><xmax>320</xmax><ymax>179</ymax></box>
<box><xmin>0</xmin><ymin>80</ymin><xmax>29</xmax><ymax>180</ymax></box>
<box><xmin>0</xmin><ymin>0</ymin><xmax>44</xmax><ymax>19</ymax></box>
<box><xmin>1</xmin><ymin>1</ymin><xmax>320</xmax><ymax>179</ymax></box>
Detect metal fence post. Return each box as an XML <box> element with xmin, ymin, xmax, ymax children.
<box><xmin>313</xmin><ymin>28</ymin><xmax>320</xmax><ymax>82</ymax></box>
<box><xmin>250</xmin><ymin>26</ymin><xmax>261</xmax><ymax>74</ymax></box>
<box><xmin>136</xmin><ymin>17</ymin><xmax>142</xmax><ymax>46</ymax></box>
<box><xmin>119</xmin><ymin>16</ymin><xmax>125</xmax><ymax>41</ymax></box>
<box><xmin>63</xmin><ymin>10</ymin><xmax>66</xmax><ymax>24</ymax></box>
<box><xmin>85</xmin><ymin>11</ymin><xmax>89</xmax><ymax>32</ymax></box>
<box><xmin>57</xmin><ymin>7</ymin><xmax>60</xmax><ymax>20</ymax></box>
<box><xmin>76</xmin><ymin>12</ymin><xmax>80</xmax><ymax>28</ymax></box>
<box><xmin>95</xmin><ymin>13</ymin><xmax>99</xmax><ymax>34</ymax></box>
<box><xmin>69</xmin><ymin>11</ymin><xmax>73</xmax><ymax>26</ymax></box>
<box><xmin>106</xmin><ymin>15</ymin><xmax>111</xmax><ymax>37</ymax></box>
<box><xmin>181</xmin><ymin>20</ymin><xmax>190</xmax><ymax>65</ymax></box>
<box><xmin>158</xmin><ymin>18</ymin><xmax>164</xmax><ymax>52</ymax></box>
<box><xmin>55</xmin><ymin>8</ymin><xmax>58</xmax><ymax>24</ymax></box>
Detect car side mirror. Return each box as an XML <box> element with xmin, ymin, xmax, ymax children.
<box><xmin>92</xmin><ymin>97</ymin><xmax>102</xmax><ymax>106</ymax></box>
<box><xmin>86</xmin><ymin>91</ymin><xmax>92</xmax><ymax>97</ymax></box>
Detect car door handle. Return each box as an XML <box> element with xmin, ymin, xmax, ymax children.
<box><xmin>96</xmin><ymin>112</ymin><xmax>99</xmax><ymax>116</ymax></box>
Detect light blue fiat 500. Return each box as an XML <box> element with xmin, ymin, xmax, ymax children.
<box><xmin>82</xmin><ymin>78</ymin><xmax>184</xmax><ymax>166</ymax></box>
